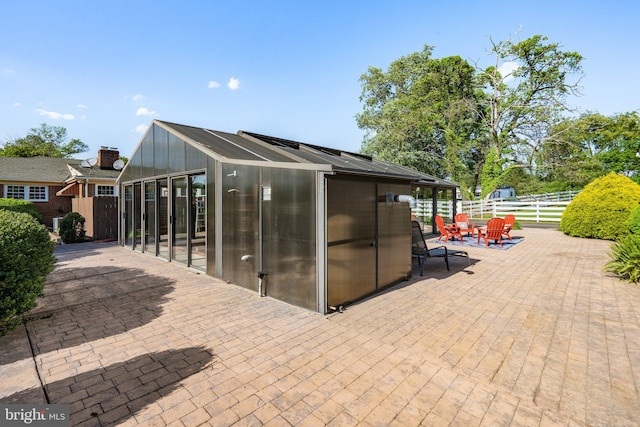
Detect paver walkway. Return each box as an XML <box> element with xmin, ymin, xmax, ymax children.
<box><xmin>1</xmin><ymin>227</ymin><xmax>639</xmax><ymax>426</ymax></box>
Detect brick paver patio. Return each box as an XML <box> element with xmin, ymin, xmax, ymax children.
<box><xmin>1</xmin><ymin>227</ymin><xmax>639</xmax><ymax>426</ymax></box>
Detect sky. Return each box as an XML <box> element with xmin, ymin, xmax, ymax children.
<box><xmin>1</xmin><ymin>0</ymin><xmax>639</xmax><ymax>160</ymax></box>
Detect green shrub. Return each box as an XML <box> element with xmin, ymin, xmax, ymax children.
<box><xmin>559</xmin><ymin>172</ymin><xmax>640</xmax><ymax>240</ymax></box>
<box><xmin>0</xmin><ymin>198</ymin><xmax>43</xmax><ymax>223</ymax></box>
<box><xmin>606</xmin><ymin>234</ymin><xmax>640</xmax><ymax>283</ymax></box>
<box><xmin>59</xmin><ymin>212</ymin><xmax>86</xmax><ymax>244</ymax></box>
<box><xmin>628</xmin><ymin>205</ymin><xmax>640</xmax><ymax>235</ymax></box>
<box><xmin>0</xmin><ymin>210</ymin><xmax>56</xmax><ymax>335</ymax></box>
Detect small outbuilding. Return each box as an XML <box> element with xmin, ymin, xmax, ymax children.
<box><xmin>117</xmin><ymin>120</ymin><xmax>458</xmax><ymax>313</ymax></box>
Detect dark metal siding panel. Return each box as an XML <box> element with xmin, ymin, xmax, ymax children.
<box><xmin>377</xmin><ymin>182</ymin><xmax>412</xmax><ymax>287</ymax></box>
<box><xmin>261</xmin><ymin>167</ymin><xmax>317</xmax><ymax>310</ymax></box>
<box><xmin>326</xmin><ymin>177</ymin><xmax>377</xmax><ymax>307</ymax></box>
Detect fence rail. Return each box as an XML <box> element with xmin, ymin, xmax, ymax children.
<box><xmin>412</xmin><ymin>190</ymin><xmax>578</xmax><ymax>223</ymax></box>
<box><xmin>460</xmin><ymin>199</ymin><xmax>571</xmax><ymax>223</ymax></box>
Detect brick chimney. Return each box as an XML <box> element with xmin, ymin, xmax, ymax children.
<box><xmin>98</xmin><ymin>147</ymin><xmax>120</xmax><ymax>170</ymax></box>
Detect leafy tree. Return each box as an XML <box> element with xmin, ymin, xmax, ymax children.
<box><xmin>475</xmin><ymin>34</ymin><xmax>584</xmax><ymax>197</ymax></box>
<box><xmin>590</xmin><ymin>112</ymin><xmax>640</xmax><ymax>181</ymax></box>
<box><xmin>537</xmin><ymin>112</ymin><xmax>640</xmax><ymax>189</ymax></box>
<box><xmin>356</xmin><ymin>46</ymin><xmax>483</xmax><ymax>197</ymax></box>
<box><xmin>0</xmin><ymin>123</ymin><xmax>88</xmax><ymax>158</ymax></box>
<box><xmin>357</xmin><ymin>35</ymin><xmax>584</xmax><ymax>199</ymax></box>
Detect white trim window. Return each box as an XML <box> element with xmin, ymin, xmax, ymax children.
<box><xmin>96</xmin><ymin>184</ymin><xmax>115</xmax><ymax>196</ymax></box>
<box><xmin>4</xmin><ymin>185</ymin><xmax>48</xmax><ymax>202</ymax></box>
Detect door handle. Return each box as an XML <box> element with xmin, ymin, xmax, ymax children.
<box><xmin>370</xmin><ymin>241</ymin><xmax>377</xmax><ymax>247</ymax></box>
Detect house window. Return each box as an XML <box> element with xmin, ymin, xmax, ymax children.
<box><xmin>29</xmin><ymin>186</ymin><xmax>48</xmax><ymax>201</ymax></box>
<box><xmin>96</xmin><ymin>185</ymin><xmax>115</xmax><ymax>196</ymax></box>
<box><xmin>6</xmin><ymin>185</ymin><xmax>25</xmax><ymax>199</ymax></box>
<box><xmin>4</xmin><ymin>185</ymin><xmax>48</xmax><ymax>202</ymax></box>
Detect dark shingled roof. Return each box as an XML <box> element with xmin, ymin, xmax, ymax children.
<box><xmin>0</xmin><ymin>157</ymin><xmax>120</xmax><ymax>183</ymax></box>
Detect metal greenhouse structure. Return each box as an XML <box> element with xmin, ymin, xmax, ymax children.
<box><xmin>117</xmin><ymin>120</ymin><xmax>458</xmax><ymax>313</ymax></box>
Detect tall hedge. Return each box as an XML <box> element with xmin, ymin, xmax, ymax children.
<box><xmin>0</xmin><ymin>198</ymin><xmax>43</xmax><ymax>223</ymax></box>
<box><xmin>560</xmin><ymin>172</ymin><xmax>640</xmax><ymax>240</ymax></box>
<box><xmin>0</xmin><ymin>210</ymin><xmax>56</xmax><ymax>335</ymax></box>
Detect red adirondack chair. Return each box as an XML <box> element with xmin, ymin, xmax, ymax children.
<box><xmin>502</xmin><ymin>214</ymin><xmax>515</xmax><ymax>240</ymax></box>
<box><xmin>477</xmin><ymin>217</ymin><xmax>506</xmax><ymax>247</ymax></box>
<box><xmin>435</xmin><ymin>215</ymin><xmax>463</xmax><ymax>242</ymax></box>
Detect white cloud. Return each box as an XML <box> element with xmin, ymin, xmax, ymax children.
<box><xmin>36</xmin><ymin>109</ymin><xmax>75</xmax><ymax>120</ymax></box>
<box><xmin>498</xmin><ymin>61</ymin><xmax>519</xmax><ymax>82</ymax></box>
<box><xmin>77</xmin><ymin>104</ymin><xmax>88</xmax><ymax>109</ymax></box>
<box><xmin>13</xmin><ymin>102</ymin><xmax>21</xmax><ymax>107</ymax></box>
<box><xmin>227</xmin><ymin>77</ymin><xmax>240</xmax><ymax>90</ymax></box>
<box><xmin>134</xmin><ymin>124</ymin><xmax>148</xmax><ymax>134</ymax></box>
<box><xmin>136</xmin><ymin>107</ymin><xmax>156</xmax><ymax>116</ymax></box>
<box><xmin>208</xmin><ymin>80</ymin><xmax>221</xmax><ymax>89</ymax></box>
<box><xmin>125</xmin><ymin>94</ymin><xmax>144</xmax><ymax>102</ymax></box>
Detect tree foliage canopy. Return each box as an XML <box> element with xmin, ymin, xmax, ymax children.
<box><xmin>357</xmin><ymin>46</ymin><xmax>483</xmax><ymax>197</ymax></box>
<box><xmin>1</xmin><ymin>123</ymin><xmax>88</xmax><ymax>158</ymax></box>
<box><xmin>357</xmin><ymin>34</ymin><xmax>595</xmax><ymax>199</ymax></box>
<box><xmin>537</xmin><ymin>112</ymin><xmax>640</xmax><ymax>189</ymax></box>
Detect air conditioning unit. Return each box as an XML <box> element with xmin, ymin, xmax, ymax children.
<box><xmin>52</xmin><ymin>217</ymin><xmax>63</xmax><ymax>233</ymax></box>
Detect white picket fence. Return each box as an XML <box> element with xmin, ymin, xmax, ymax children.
<box><xmin>412</xmin><ymin>190</ymin><xmax>579</xmax><ymax>223</ymax></box>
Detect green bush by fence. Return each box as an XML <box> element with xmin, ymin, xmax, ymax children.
<box><xmin>560</xmin><ymin>173</ymin><xmax>640</xmax><ymax>240</ymax></box>
<box><xmin>0</xmin><ymin>210</ymin><xmax>56</xmax><ymax>335</ymax></box>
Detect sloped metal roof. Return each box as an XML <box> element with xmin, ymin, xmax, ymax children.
<box><xmin>152</xmin><ymin>121</ymin><xmax>456</xmax><ymax>187</ymax></box>
<box><xmin>240</xmin><ymin>131</ymin><xmax>456</xmax><ymax>186</ymax></box>
<box><xmin>158</xmin><ymin>121</ymin><xmax>298</xmax><ymax>163</ymax></box>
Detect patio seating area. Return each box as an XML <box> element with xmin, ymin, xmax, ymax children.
<box><xmin>1</xmin><ymin>227</ymin><xmax>639</xmax><ymax>426</ymax></box>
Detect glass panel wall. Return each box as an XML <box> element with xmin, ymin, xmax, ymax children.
<box><xmin>141</xmin><ymin>131</ymin><xmax>154</xmax><ymax>178</ymax></box>
<box><xmin>121</xmin><ymin>125</ymin><xmax>209</xmax><ymax>272</ymax></box>
<box><xmin>190</xmin><ymin>174</ymin><xmax>206</xmax><ymax>270</ymax></box>
<box><xmin>154</xmin><ymin>126</ymin><xmax>168</xmax><ymax>176</ymax></box>
<box><xmin>437</xmin><ymin>188</ymin><xmax>455</xmax><ymax>223</ymax></box>
<box><xmin>124</xmin><ymin>185</ymin><xmax>133</xmax><ymax>247</ymax></box>
<box><xmin>168</xmin><ymin>133</ymin><xmax>185</xmax><ymax>174</ymax></box>
<box><xmin>134</xmin><ymin>182</ymin><xmax>142</xmax><ymax>250</ymax></box>
<box><xmin>186</xmin><ymin>143</ymin><xmax>207</xmax><ymax>171</ymax></box>
<box><xmin>158</xmin><ymin>179</ymin><xmax>169</xmax><ymax>260</ymax></box>
<box><xmin>172</xmin><ymin>177</ymin><xmax>189</xmax><ymax>265</ymax></box>
<box><xmin>144</xmin><ymin>181</ymin><xmax>156</xmax><ymax>255</ymax></box>
<box><xmin>414</xmin><ymin>187</ymin><xmax>435</xmax><ymax>234</ymax></box>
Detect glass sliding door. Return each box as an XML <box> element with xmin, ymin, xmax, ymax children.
<box><xmin>144</xmin><ymin>181</ymin><xmax>156</xmax><ymax>255</ymax></box>
<box><xmin>190</xmin><ymin>174</ymin><xmax>206</xmax><ymax>271</ymax></box>
<box><xmin>171</xmin><ymin>176</ymin><xmax>189</xmax><ymax>265</ymax></box>
<box><xmin>134</xmin><ymin>182</ymin><xmax>142</xmax><ymax>251</ymax></box>
<box><xmin>126</xmin><ymin>174</ymin><xmax>207</xmax><ymax>271</ymax></box>
<box><xmin>124</xmin><ymin>185</ymin><xmax>134</xmax><ymax>247</ymax></box>
<box><xmin>158</xmin><ymin>179</ymin><xmax>169</xmax><ymax>260</ymax></box>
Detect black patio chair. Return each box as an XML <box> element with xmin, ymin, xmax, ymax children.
<box><xmin>411</xmin><ymin>220</ymin><xmax>470</xmax><ymax>275</ymax></box>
